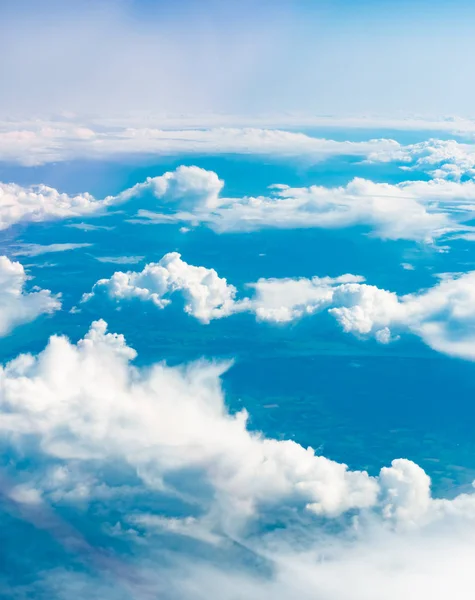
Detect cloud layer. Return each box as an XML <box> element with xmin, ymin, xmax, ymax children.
<box><xmin>133</xmin><ymin>167</ymin><xmax>475</xmax><ymax>242</ymax></box>
<box><xmin>3</xmin><ymin>117</ymin><xmax>475</xmax><ymax>178</ymax></box>
<box><xmin>84</xmin><ymin>252</ymin><xmax>475</xmax><ymax>361</ymax></box>
<box><xmin>2</xmin><ymin>320</ymin><xmax>475</xmax><ymax>598</ymax></box>
<box><xmin>4</xmin><ymin>164</ymin><xmax>475</xmax><ymax>241</ymax></box>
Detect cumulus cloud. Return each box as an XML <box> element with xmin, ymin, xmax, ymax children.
<box><xmin>5</xmin><ymin>164</ymin><xmax>475</xmax><ymax>239</ymax></box>
<box><xmin>0</xmin><ymin>255</ymin><xmax>60</xmax><ymax>335</ymax></box>
<box><xmin>84</xmin><ymin>253</ymin><xmax>475</xmax><ymax>360</ymax></box>
<box><xmin>0</xmin><ymin>181</ymin><xmax>110</xmax><ymax>230</ymax></box>
<box><xmin>251</xmin><ymin>270</ymin><xmax>475</xmax><ymax>360</ymax></box>
<box><xmin>121</xmin><ymin>165</ymin><xmax>225</xmax><ymax>211</ymax></box>
<box><xmin>3</xmin><ymin>321</ymin><xmax>475</xmax><ymax>598</ymax></box>
<box><xmin>133</xmin><ymin>167</ymin><xmax>475</xmax><ymax>242</ymax></box>
<box><xmin>251</xmin><ymin>270</ymin><xmax>475</xmax><ymax>361</ymax></box>
<box><xmin>1</xmin><ymin>320</ymin><xmax>474</xmax><ymax>527</ymax></box>
<box><xmin>0</xmin><ymin>320</ymin><xmax>379</xmax><ymax>524</ymax></box>
<box><xmin>82</xmin><ymin>252</ymin><xmax>240</xmax><ymax>324</ymax></box>
<box><xmin>246</xmin><ymin>274</ymin><xmax>365</xmax><ymax>323</ymax></box>
<box><xmin>369</xmin><ymin>138</ymin><xmax>475</xmax><ymax>181</ymax></box>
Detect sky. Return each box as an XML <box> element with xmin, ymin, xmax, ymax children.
<box><xmin>2</xmin><ymin>0</ymin><xmax>475</xmax><ymax>117</ymax></box>
<box><xmin>4</xmin><ymin>1</ymin><xmax>475</xmax><ymax>599</ymax></box>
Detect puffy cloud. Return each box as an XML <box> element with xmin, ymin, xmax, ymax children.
<box><xmin>83</xmin><ymin>252</ymin><xmax>366</xmax><ymax>325</ymax></box>
<box><xmin>120</xmin><ymin>165</ymin><xmax>225</xmax><ymax>211</ymax></box>
<box><xmin>0</xmin><ymin>255</ymin><xmax>60</xmax><ymax>335</ymax></box>
<box><xmin>0</xmin><ymin>165</ymin><xmax>224</xmax><ymax>230</ymax></box>
<box><xmin>135</xmin><ymin>169</ymin><xmax>475</xmax><ymax>242</ymax></box>
<box><xmin>82</xmin><ymin>252</ymin><xmax>241</xmax><ymax>324</ymax></box>
<box><xmin>1</xmin><ymin>320</ymin><xmax>473</xmax><ymax>527</ymax></box>
<box><xmin>247</xmin><ymin>274</ymin><xmax>365</xmax><ymax>323</ymax></box>
<box><xmin>5</xmin><ymin>164</ymin><xmax>475</xmax><ymax>240</ymax></box>
<box><xmin>369</xmin><ymin>138</ymin><xmax>475</xmax><ymax>180</ymax></box>
<box><xmin>326</xmin><ymin>272</ymin><xmax>475</xmax><ymax>360</ymax></box>
<box><xmin>252</xmin><ymin>271</ymin><xmax>475</xmax><ymax>360</ymax></box>
<box><xmin>0</xmin><ymin>181</ymin><xmax>108</xmax><ymax>230</ymax></box>
<box><xmin>84</xmin><ymin>254</ymin><xmax>475</xmax><ymax>360</ymax></box>
<box><xmin>0</xmin><ymin>320</ymin><xmax>379</xmax><ymax>525</ymax></box>
<box><xmin>3</xmin><ymin>321</ymin><xmax>475</xmax><ymax>598</ymax></box>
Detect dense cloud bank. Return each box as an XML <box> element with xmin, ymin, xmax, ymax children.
<box><xmin>1</xmin><ymin>321</ymin><xmax>475</xmax><ymax>598</ymax></box>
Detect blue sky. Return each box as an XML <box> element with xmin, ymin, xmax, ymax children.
<box><xmin>3</xmin><ymin>1</ymin><xmax>475</xmax><ymax>599</ymax></box>
<box><xmin>2</xmin><ymin>0</ymin><xmax>475</xmax><ymax>117</ymax></box>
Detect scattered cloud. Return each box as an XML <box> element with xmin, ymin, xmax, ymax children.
<box><xmin>82</xmin><ymin>252</ymin><xmax>240</xmax><ymax>323</ymax></box>
<box><xmin>84</xmin><ymin>253</ymin><xmax>475</xmax><ymax>360</ymax></box>
<box><xmin>0</xmin><ymin>255</ymin><xmax>60</xmax><ymax>335</ymax></box>
<box><xmin>250</xmin><ymin>270</ymin><xmax>475</xmax><ymax>360</ymax></box>
<box><xmin>5</xmin><ymin>164</ymin><xmax>475</xmax><ymax>241</ymax></box>
<box><xmin>368</xmin><ymin>138</ymin><xmax>475</xmax><ymax>181</ymax></box>
<box><xmin>0</xmin><ymin>181</ymin><xmax>110</xmax><ymax>230</ymax></box>
<box><xmin>10</xmin><ymin>243</ymin><xmax>92</xmax><ymax>257</ymax></box>
<box><xmin>131</xmin><ymin>167</ymin><xmax>475</xmax><ymax>242</ymax></box>
<box><xmin>92</xmin><ymin>255</ymin><xmax>145</xmax><ymax>265</ymax></box>
<box><xmin>66</xmin><ymin>222</ymin><xmax>115</xmax><ymax>232</ymax></box>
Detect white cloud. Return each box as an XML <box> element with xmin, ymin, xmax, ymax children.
<box><xmin>92</xmin><ymin>255</ymin><xmax>144</xmax><ymax>265</ymax></box>
<box><xmin>5</xmin><ymin>116</ymin><xmax>475</xmax><ymax>168</ymax></box>
<box><xmin>66</xmin><ymin>222</ymin><xmax>114</xmax><ymax>231</ymax></box>
<box><xmin>0</xmin><ymin>181</ymin><xmax>109</xmax><ymax>230</ymax></box>
<box><xmin>252</xmin><ymin>271</ymin><xmax>475</xmax><ymax>360</ymax></box>
<box><xmin>134</xmin><ymin>168</ymin><xmax>475</xmax><ymax>242</ymax></box>
<box><xmin>121</xmin><ymin>165</ymin><xmax>225</xmax><ymax>211</ymax></box>
<box><xmin>247</xmin><ymin>274</ymin><xmax>365</xmax><ymax>323</ymax></box>
<box><xmin>0</xmin><ymin>119</ymin><xmax>402</xmax><ymax>166</ymax></box>
<box><xmin>10</xmin><ymin>243</ymin><xmax>92</xmax><ymax>257</ymax></box>
<box><xmin>1</xmin><ymin>320</ymin><xmax>473</xmax><ymax>527</ymax></box>
<box><xmin>369</xmin><ymin>138</ymin><xmax>475</xmax><ymax>180</ymax></box>
<box><xmin>5</xmin><ymin>164</ymin><xmax>475</xmax><ymax>240</ymax></box>
<box><xmin>0</xmin><ymin>320</ymin><xmax>379</xmax><ymax>525</ymax></box>
<box><xmin>82</xmin><ymin>252</ymin><xmax>241</xmax><ymax>324</ymax></box>
<box><xmin>3</xmin><ymin>321</ymin><xmax>475</xmax><ymax>598</ymax></box>
<box><xmin>84</xmin><ymin>254</ymin><xmax>475</xmax><ymax>360</ymax></box>
<box><xmin>0</xmin><ymin>255</ymin><xmax>60</xmax><ymax>335</ymax></box>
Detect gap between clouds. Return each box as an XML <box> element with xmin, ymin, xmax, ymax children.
<box><xmin>2</xmin><ymin>320</ymin><xmax>475</xmax><ymax>598</ymax></box>
<box><xmin>83</xmin><ymin>251</ymin><xmax>475</xmax><ymax>361</ymax></box>
<box><xmin>4</xmin><ymin>165</ymin><xmax>475</xmax><ymax>242</ymax></box>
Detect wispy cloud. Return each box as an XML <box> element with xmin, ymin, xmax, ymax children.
<box><xmin>11</xmin><ymin>243</ymin><xmax>92</xmax><ymax>257</ymax></box>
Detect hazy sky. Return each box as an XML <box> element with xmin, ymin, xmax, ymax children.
<box><xmin>1</xmin><ymin>0</ymin><xmax>475</xmax><ymax>118</ymax></box>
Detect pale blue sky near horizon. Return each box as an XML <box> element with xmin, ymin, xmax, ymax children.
<box><xmin>1</xmin><ymin>0</ymin><xmax>475</xmax><ymax>118</ymax></box>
